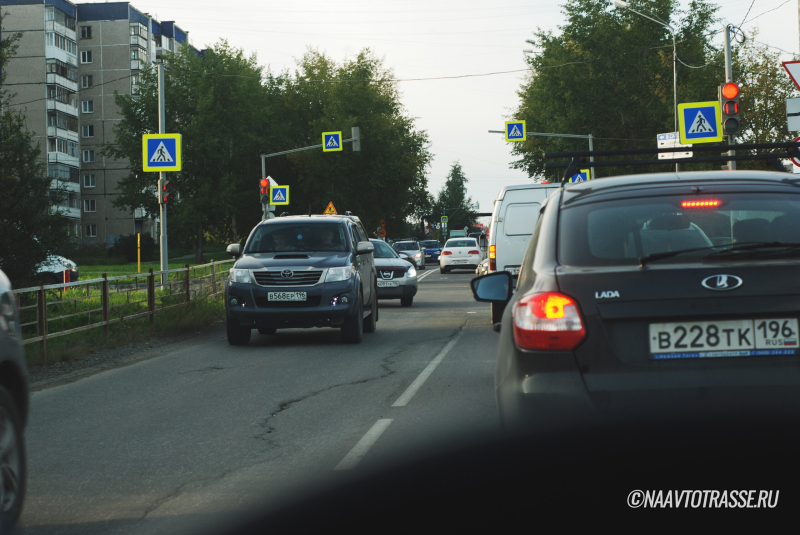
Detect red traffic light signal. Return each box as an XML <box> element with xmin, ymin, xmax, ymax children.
<box><xmin>260</xmin><ymin>178</ymin><xmax>269</xmax><ymax>203</ymax></box>
<box><xmin>721</xmin><ymin>82</ymin><xmax>739</xmax><ymax>100</ymax></box>
<box><xmin>161</xmin><ymin>180</ymin><xmax>173</xmax><ymax>203</ymax></box>
<box><xmin>719</xmin><ymin>82</ymin><xmax>741</xmax><ymax>136</ymax></box>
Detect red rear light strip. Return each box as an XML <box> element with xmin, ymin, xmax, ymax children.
<box><xmin>681</xmin><ymin>200</ymin><xmax>721</xmax><ymax>209</ymax></box>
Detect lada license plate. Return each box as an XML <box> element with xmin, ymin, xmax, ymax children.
<box><xmin>377</xmin><ymin>281</ymin><xmax>399</xmax><ymax>288</ymax></box>
<box><xmin>649</xmin><ymin>318</ymin><xmax>799</xmax><ymax>359</ymax></box>
<box><xmin>268</xmin><ymin>292</ymin><xmax>307</xmax><ymax>302</ymax></box>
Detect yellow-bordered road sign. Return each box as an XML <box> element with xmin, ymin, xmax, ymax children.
<box><xmin>143</xmin><ymin>134</ymin><xmax>181</xmax><ymax>172</ymax></box>
<box><xmin>569</xmin><ymin>169</ymin><xmax>591</xmax><ymax>183</ymax></box>
<box><xmin>270</xmin><ymin>185</ymin><xmax>289</xmax><ymax>205</ymax></box>
<box><xmin>322</xmin><ymin>132</ymin><xmax>343</xmax><ymax>152</ymax></box>
<box><xmin>323</xmin><ymin>202</ymin><xmax>337</xmax><ymax>214</ymax></box>
<box><xmin>678</xmin><ymin>102</ymin><xmax>723</xmax><ymax>145</ymax></box>
<box><xmin>505</xmin><ymin>120</ymin><xmax>526</xmax><ymax>142</ymax></box>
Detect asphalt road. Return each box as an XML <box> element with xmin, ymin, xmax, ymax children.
<box><xmin>18</xmin><ymin>267</ymin><xmax>500</xmax><ymax>535</ymax></box>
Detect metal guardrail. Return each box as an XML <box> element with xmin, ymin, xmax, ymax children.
<box><xmin>12</xmin><ymin>259</ymin><xmax>234</xmax><ymax>362</ymax></box>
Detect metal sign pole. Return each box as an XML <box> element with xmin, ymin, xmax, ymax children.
<box><xmin>158</xmin><ymin>62</ymin><xmax>168</xmax><ymax>284</ymax></box>
<box><xmin>724</xmin><ymin>25</ymin><xmax>736</xmax><ymax>170</ymax></box>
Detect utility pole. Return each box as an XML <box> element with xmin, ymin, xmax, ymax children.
<box><xmin>158</xmin><ymin>62</ymin><xmax>168</xmax><ymax>283</ymax></box>
<box><xmin>724</xmin><ymin>24</ymin><xmax>736</xmax><ymax>170</ymax></box>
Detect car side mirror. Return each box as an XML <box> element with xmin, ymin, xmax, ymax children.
<box><xmin>227</xmin><ymin>243</ymin><xmax>241</xmax><ymax>257</ymax></box>
<box><xmin>356</xmin><ymin>242</ymin><xmax>375</xmax><ymax>255</ymax></box>
<box><xmin>471</xmin><ymin>272</ymin><xmax>513</xmax><ymax>303</ymax></box>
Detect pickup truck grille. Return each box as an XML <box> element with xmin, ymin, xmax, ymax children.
<box><xmin>253</xmin><ymin>270</ymin><xmax>323</xmax><ymax>286</ymax></box>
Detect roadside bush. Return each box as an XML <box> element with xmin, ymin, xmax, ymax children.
<box><xmin>109</xmin><ymin>234</ymin><xmax>157</xmax><ymax>262</ymax></box>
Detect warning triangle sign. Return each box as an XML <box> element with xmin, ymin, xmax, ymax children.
<box><xmin>272</xmin><ymin>189</ymin><xmax>286</xmax><ymax>202</ymax></box>
<box><xmin>150</xmin><ymin>141</ymin><xmax>174</xmax><ymax>163</ymax></box>
<box><xmin>687</xmin><ymin>110</ymin><xmax>714</xmax><ymax>134</ymax></box>
<box><xmin>323</xmin><ymin>202</ymin><xmax>337</xmax><ymax>215</ymax></box>
<box><xmin>509</xmin><ymin>125</ymin><xmax>522</xmax><ymax>138</ymax></box>
<box><xmin>326</xmin><ymin>136</ymin><xmax>339</xmax><ymax>148</ymax></box>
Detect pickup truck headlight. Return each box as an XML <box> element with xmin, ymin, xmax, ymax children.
<box><xmin>230</xmin><ymin>268</ymin><xmax>251</xmax><ymax>284</ymax></box>
<box><xmin>406</xmin><ymin>266</ymin><xmax>417</xmax><ymax>278</ymax></box>
<box><xmin>326</xmin><ymin>266</ymin><xmax>355</xmax><ymax>282</ymax></box>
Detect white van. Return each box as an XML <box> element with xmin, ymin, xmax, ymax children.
<box><xmin>487</xmin><ymin>183</ymin><xmax>559</xmax><ymax>322</ymax></box>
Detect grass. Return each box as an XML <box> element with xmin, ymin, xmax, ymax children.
<box><xmin>79</xmin><ymin>253</ymin><xmax>232</xmax><ymax>279</ymax></box>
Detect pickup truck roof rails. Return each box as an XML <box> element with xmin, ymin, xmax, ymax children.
<box><xmin>543</xmin><ymin>141</ymin><xmax>800</xmax><ymax>185</ymax></box>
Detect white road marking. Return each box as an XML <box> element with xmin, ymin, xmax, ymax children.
<box><xmin>417</xmin><ymin>270</ymin><xmax>436</xmax><ymax>282</ymax></box>
<box><xmin>334</xmin><ymin>419</ymin><xmax>393</xmax><ymax>470</ymax></box>
<box><xmin>392</xmin><ymin>331</ymin><xmax>463</xmax><ymax>407</ymax></box>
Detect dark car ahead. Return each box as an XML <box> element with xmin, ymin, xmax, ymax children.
<box><xmin>419</xmin><ymin>240</ymin><xmax>442</xmax><ymax>263</ymax></box>
<box><xmin>472</xmin><ymin>170</ymin><xmax>800</xmax><ymax>432</ymax></box>
<box><xmin>225</xmin><ymin>215</ymin><xmax>378</xmax><ymax>345</ymax></box>
<box><xmin>0</xmin><ymin>268</ymin><xmax>28</xmax><ymax>529</ymax></box>
<box><xmin>370</xmin><ymin>239</ymin><xmax>418</xmax><ymax>306</ymax></box>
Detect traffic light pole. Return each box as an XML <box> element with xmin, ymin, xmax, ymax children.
<box><xmin>158</xmin><ymin>62</ymin><xmax>169</xmax><ymax>284</ymax></box>
<box><xmin>724</xmin><ymin>24</ymin><xmax>736</xmax><ymax>171</ymax></box>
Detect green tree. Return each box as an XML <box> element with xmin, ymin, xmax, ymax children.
<box><xmin>0</xmin><ymin>16</ymin><xmax>69</xmax><ymax>285</ymax></box>
<box><xmin>432</xmin><ymin>162</ymin><xmax>478</xmax><ymax>235</ymax></box>
<box><xmin>512</xmin><ymin>0</ymin><xmax>722</xmax><ymax>180</ymax></box>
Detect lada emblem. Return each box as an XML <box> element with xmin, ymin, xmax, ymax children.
<box><xmin>701</xmin><ymin>274</ymin><xmax>742</xmax><ymax>291</ymax></box>
<box><xmin>280</xmin><ymin>269</ymin><xmax>294</xmax><ymax>279</ymax></box>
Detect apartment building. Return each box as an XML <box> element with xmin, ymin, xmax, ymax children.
<box><xmin>2</xmin><ymin>0</ymin><xmax>194</xmax><ymax>247</ymax></box>
<box><xmin>1</xmin><ymin>0</ymin><xmax>82</xmax><ymax>238</ymax></box>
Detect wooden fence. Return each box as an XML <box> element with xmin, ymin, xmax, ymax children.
<box><xmin>11</xmin><ymin>260</ymin><xmax>234</xmax><ymax>361</ymax></box>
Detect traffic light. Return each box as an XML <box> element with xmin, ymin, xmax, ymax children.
<box><xmin>159</xmin><ymin>178</ymin><xmax>173</xmax><ymax>204</ymax></box>
<box><xmin>719</xmin><ymin>82</ymin><xmax>741</xmax><ymax>136</ymax></box>
<box><xmin>260</xmin><ymin>178</ymin><xmax>269</xmax><ymax>204</ymax></box>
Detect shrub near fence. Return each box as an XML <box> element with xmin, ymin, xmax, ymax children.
<box><xmin>12</xmin><ymin>260</ymin><xmax>234</xmax><ymax>362</ymax></box>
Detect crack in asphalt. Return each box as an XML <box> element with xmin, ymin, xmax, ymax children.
<box><xmin>254</xmin><ymin>349</ymin><xmax>402</xmax><ymax>442</ymax></box>
<box><xmin>180</xmin><ymin>365</ymin><xmax>226</xmax><ymax>374</ymax></box>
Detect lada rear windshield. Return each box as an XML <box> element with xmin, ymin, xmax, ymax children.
<box><xmin>558</xmin><ymin>193</ymin><xmax>800</xmax><ymax>266</ymax></box>
<box><xmin>245</xmin><ymin>223</ymin><xmax>348</xmax><ymax>253</ymax></box>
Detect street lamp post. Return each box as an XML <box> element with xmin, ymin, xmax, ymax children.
<box><xmin>614</xmin><ymin>0</ymin><xmax>679</xmax><ymax>172</ymax></box>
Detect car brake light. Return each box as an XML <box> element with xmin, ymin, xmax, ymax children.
<box><xmin>681</xmin><ymin>200</ymin><xmax>721</xmax><ymax>209</ymax></box>
<box><xmin>513</xmin><ymin>292</ymin><xmax>585</xmax><ymax>351</ymax></box>
<box><xmin>489</xmin><ymin>245</ymin><xmax>496</xmax><ymax>271</ymax></box>
<box><xmin>468</xmin><ymin>250</ymin><xmax>479</xmax><ymax>255</ymax></box>
<box><xmin>442</xmin><ymin>250</ymin><xmax>453</xmax><ymax>255</ymax></box>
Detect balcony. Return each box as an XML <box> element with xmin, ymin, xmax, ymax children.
<box><xmin>56</xmin><ymin>206</ymin><xmax>81</xmax><ymax>220</ymax></box>
<box><xmin>46</xmin><ymin>99</ymin><xmax>79</xmax><ymax>117</ymax></box>
<box><xmin>51</xmin><ymin>179</ymin><xmax>80</xmax><ymax>194</ymax></box>
<box><xmin>47</xmin><ymin>127</ymin><xmax>79</xmax><ymax>142</ymax></box>
<box><xmin>45</xmin><ymin>20</ymin><xmax>77</xmax><ymax>41</ymax></box>
<box><xmin>130</xmin><ymin>35</ymin><xmax>148</xmax><ymax>49</ymax></box>
<box><xmin>131</xmin><ymin>83</ymin><xmax>140</xmax><ymax>95</ymax></box>
<box><xmin>130</xmin><ymin>59</ymin><xmax>141</xmax><ymax>71</ymax></box>
<box><xmin>46</xmin><ymin>73</ymin><xmax>78</xmax><ymax>92</ymax></box>
<box><xmin>47</xmin><ymin>152</ymin><xmax>79</xmax><ymax>167</ymax></box>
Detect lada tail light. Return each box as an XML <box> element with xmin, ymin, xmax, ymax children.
<box><xmin>513</xmin><ymin>292</ymin><xmax>586</xmax><ymax>351</ymax></box>
<box><xmin>489</xmin><ymin>245</ymin><xmax>496</xmax><ymax>271</ymax></box>
<box><xmin>441</xmin><ymin>251</ymin><xmax>453</xmax><ymax>255</ymax></box>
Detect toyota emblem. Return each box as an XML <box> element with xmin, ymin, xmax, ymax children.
<box><xmin>701</xmin><ymin>274</ymin><xmax>742</xmax><ymax>291</ymax></box>
<box><xmin>280</xmin><ymin>269</ymin><xmax>294</xmax><ymax>279</ymax></box>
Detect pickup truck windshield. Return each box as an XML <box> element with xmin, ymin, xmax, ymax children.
<box><xmin>245</xmin><ymin>223</ymin><xmax>348</xmax><ymax>253</ymax></box>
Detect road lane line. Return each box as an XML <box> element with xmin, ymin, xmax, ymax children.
<box><xmin>417</xmin><ymin>270</ymin><xmax>436</xmax><ymax>282</ymax></box>
<box><xmin>334</xmin><ymin>419</ymin><xmax>393</xmax><ymax>470</ymax></box>
<box><xmin>392</xmin><ymin>330</ymin><xmax>463</xmax><ymax>407</ymax></box>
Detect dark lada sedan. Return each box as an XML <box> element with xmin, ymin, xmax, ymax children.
<box><xmin>472</xmin><ymin>170</ymin><xmax>800</xmax><ymax>434</ymax></box>
<box><xmin>225</xmin><ymin>215</ymin><xmax>378</xmax><ymax>345</ymax></box>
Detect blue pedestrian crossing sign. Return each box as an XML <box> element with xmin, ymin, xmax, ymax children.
<box><xmin>322</xmin><ymin>132</ymin><xmax>343</xmax><ymax>152</ymax></box>
<box><xmin>142</xmin><ymin>134</ymin><xmax>181</xmax><ymax>172</ymax></box>
<box><xmin>569</xmin><ymin>169</ymin><xmax>591</xmax><ymax>183</ymax></box>
<box><xmin>441</xmin><ymin>216</ymin><xmax>448</xmax><ymax>224</ymax></box>
<box><xmin>678</xmin><ymin>101</ymin><xmax>723</xmax><ymax>144</ymax></box>
<box><xmin>270</xmin><ymin>185</ymin><xmax>289</xmax><ymax>205</ymax></box>
<box><xmin>505</xmin><ymin>120</ymin><xmax>526</xmax><ymax>142</ymax></box>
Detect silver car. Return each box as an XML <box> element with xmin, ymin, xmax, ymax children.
<box><xmin>371</xmin><ymin>239</ymin><xmax>418</xmax><ymax>306</ymax></box>
<box><xmin>391</xmin><ymin>240</ymin><xmax>425</xmax><ymax>269</ymax></box>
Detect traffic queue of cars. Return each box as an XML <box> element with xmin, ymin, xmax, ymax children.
<box><xmin>471</xmin><ymin>170</ymin><xmax>800</xmax><ymax>434</ymax></box>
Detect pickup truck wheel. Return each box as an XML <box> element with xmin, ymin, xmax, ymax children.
<box><xmin>0</xmin><ymin>385</ymin><xmax>25</xmax><ymax>530</ymax></box>
<box><xmin>363</xmin><ymin>285</ymin><xmax>377</xmax><ymax>334</ymax></box>
<box><xmin>341</xmin><ymin>289</ymin><xmax>364</xmax><ymax>344</ymax></box>
<box><xmin>227</xmin><ymin>317</ymin><xmax>251</xmax><ymax>345</ymax></box>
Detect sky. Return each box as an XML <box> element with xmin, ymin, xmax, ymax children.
<box><xmin>80</xmin><ymin>0</ymin><xmax>800</xmax><ymax>222</ymax></box>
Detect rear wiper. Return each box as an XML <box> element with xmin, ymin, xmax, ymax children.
<box><xmin>639</xmin><ymin>245</ymin><xmax>720</xmax><ymax>267</ymax></box>
<box><xmin>703</xmin><ymin>241</ymin><xmax>800</xmax><ymax>258</ymax></box>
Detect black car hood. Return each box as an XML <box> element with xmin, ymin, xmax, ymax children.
<box><xmin>234</xmin><ymin>252</ymin><xmax>351</xmax><ymax>270</ymax></box>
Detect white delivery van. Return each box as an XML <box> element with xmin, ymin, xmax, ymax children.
<box><xmin>487</xmin><ymin>183</ymin><xmax>559</xmax><ymax>323</ymax></box>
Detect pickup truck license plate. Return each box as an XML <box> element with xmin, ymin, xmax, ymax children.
<box><xmin>268</xmin><ymin>292</ymin><xmax>307</xmax><ymax>302</ymax></box>
<box><xmin>649</xmin><ymin>318</ymin><xmax>798</xmax><ymax>359</ymax></box>
<box><xmin>377</xmin><ymin>281</ymin><xmax>399</xmax><ymax>288</ymax></box>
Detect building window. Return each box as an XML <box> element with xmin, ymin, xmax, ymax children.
<box><xmin>49</xmin><ymin>164</ymin><xmax>79</xmax><ymax>183</ymax></box>
<box><xmin>130</xmin><ymin>48</ymin><xmax>140</xmax><ymax>60</ymax></box>
<box><xmin>83</xmin><ymin>174</ymin><xmax>96</xmax><ymax>188</ymax></box>
<box><xmin>85</xmin><ymin>224</ymin><xmax>97</xmax><ymax>237</ymax></box>
<box><xmin>81</xmin><ymin>75</ymin><xmax>93</xmax><ymax>88</ymax></box>
<box><xmin>46</xmin><ymin>59</ymin><xmax>78</xmax><ymax>82</ymax></box>
<box><xmin>82</xmin><ymin>125</ymin><xmax>94</xmax><ymax>138</ymax></box>
<box><xmin>83</xmin><ymin>199</ymin><xmax>96</xmax><ymax>212</ymax></box>
<box><xmin>48</xmin><ymin>138</ymin><xmax>79</xmax><ymax>157</ymax></box>
<box><xmin>81</xmin><ymin>100</ymin><xmax>93</xmax><ymax>113</ymax></box>
<box><xmin>80</xmin><ymin>26</ymin><xmax>92</xmax><ymax>39</ymax></box>
<box><xmin>83</xmin><ymin>150</ymin><xmax>95</xmax><ymax>163</ymax></box>
<box><xmin>80</xmin><ymin>50</ymin><xmax>92</xmax><ymax>64</ymax></box>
